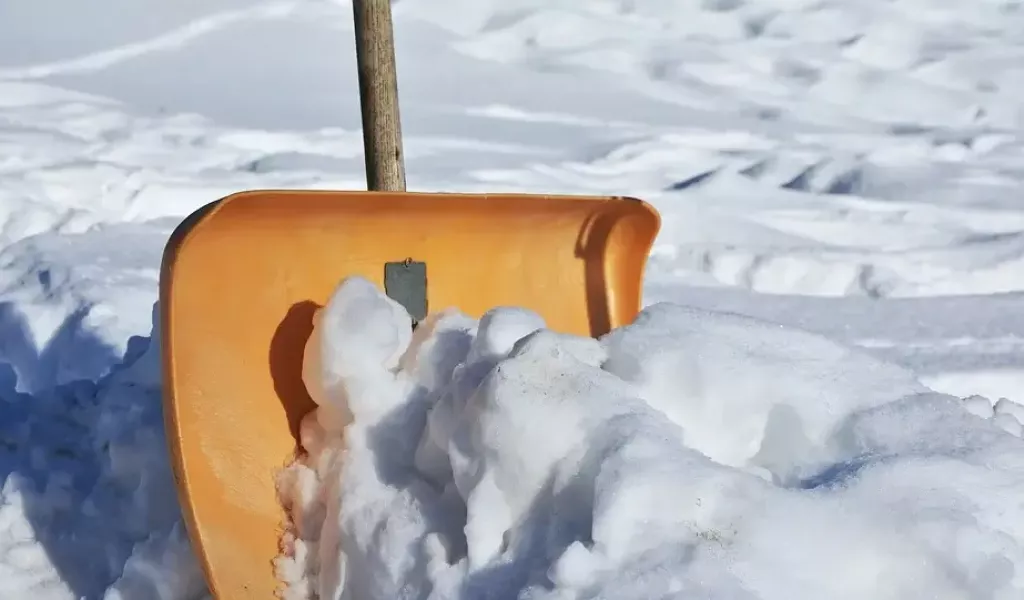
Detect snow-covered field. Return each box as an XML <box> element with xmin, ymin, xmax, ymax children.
<box><xmin>2</xmin><ymin>0</ymin><xmax>1024</xmax><ymax>598</ymax></box>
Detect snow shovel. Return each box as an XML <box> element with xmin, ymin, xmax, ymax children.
<box><xmin>159</xmin><ymin>1</ymin><xmax>661</xmax><ymax>598</ymax></box>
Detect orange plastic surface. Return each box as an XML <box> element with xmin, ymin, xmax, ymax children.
<box><xmin>159</xmin><ymin>190</ymin><xmax>660</xmax><ymax>598</ymax></box>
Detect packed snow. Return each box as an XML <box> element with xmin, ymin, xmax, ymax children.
<box><xmin>3</xmin><ymin>0</ymin><xmax>1024</xmax><ymax>598</ymax></box>
<box><xmin>275</xmin><ymin>276</ymin><xmax>1024</xmax><ymax>599</ymax></box>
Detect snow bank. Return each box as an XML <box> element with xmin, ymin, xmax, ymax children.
<box><xmin>275</xmin><ymin>277</ymin><xmax>1024</xmax><ymax>599</ymax></box>
<box><xmin>0</xmin><ymin>304</ymin><xmax>208</xmax><ymax>599</ymax></box>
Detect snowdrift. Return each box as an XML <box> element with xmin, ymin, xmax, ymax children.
<box><xmin>275</xmin><ymin>277</ymin><xmax>1024</xmax><ymax>599</ymax></box>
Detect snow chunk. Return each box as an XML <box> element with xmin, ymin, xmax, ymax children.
<box><xmin>600</xmin><ymin>303</ymin><xmax>929</xmax><ymax>481</ymax></box>
<box><xmin>277</xmin><ymin>289</ymin><xmax>1024</xmax><ymax>600</ymax></box>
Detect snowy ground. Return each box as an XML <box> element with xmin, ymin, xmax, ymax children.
<box><xmin>2</xmin><ymin>0</ymin><xmax>1024</xmax><ymax>598</ymax></box>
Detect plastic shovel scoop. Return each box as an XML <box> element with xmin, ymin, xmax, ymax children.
<box><xmin>159</xmin><ymin>188</ymin><xmax>660</xmax><ymax>598</ymax></box>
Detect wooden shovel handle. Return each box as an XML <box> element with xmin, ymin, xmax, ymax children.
<box><xmin>353</xmin><ymin>0</ymin><xmax>407</xmax><ymax>192</ymax></box>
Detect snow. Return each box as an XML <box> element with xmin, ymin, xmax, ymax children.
<box><xmin>2</xmin><ymin>0</ymin><xmax>1024</xmax><ymax>597</ymax></box>
<box><xmin>278</xmin><ymin>277</ymin><xmax>1024</xmax><ymax>599</ymax></box>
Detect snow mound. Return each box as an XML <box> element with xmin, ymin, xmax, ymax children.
<box><xmin>275</xmin><ymin>276</ymin><xmax>1024</xmax><ymax>599</ymax></box>
<box><xmin>0</xmin><ymin>305</ymin><xmax>207</xmax><ymax>600</ymax></box>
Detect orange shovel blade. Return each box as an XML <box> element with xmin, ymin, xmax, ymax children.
<box><xmin>159</xmin><ymin>190</ymin><xmax>661</xmax><ymax>598</ymax></box>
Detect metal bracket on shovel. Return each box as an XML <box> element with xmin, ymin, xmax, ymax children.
<box><xmin>385</xmin><ymin>258</ymin><xmax>427</xmax><ymax>326</ymax></box>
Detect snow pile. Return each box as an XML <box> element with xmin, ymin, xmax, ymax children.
<box><xmin>0</xmin><ymin>305</ymin><xmax>208</xmax><ymax>600</ymax></box>
<box><xmin>275</xmin><ymin>277</ymin><xmax>1024</xmax><ymax>599</ymax></box>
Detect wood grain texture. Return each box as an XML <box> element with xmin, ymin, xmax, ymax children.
<box><xmin>353</xmin><ymin>0</ymin><xmax>406</xmax><ymax>192</ymax></box>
